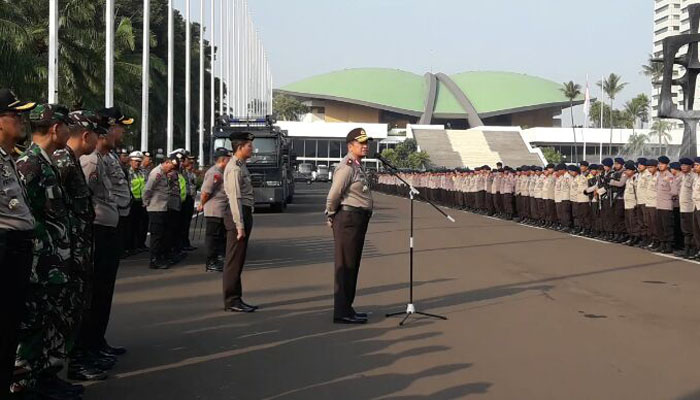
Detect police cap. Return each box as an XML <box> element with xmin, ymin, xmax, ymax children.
<box><xmin>0</xmin><ymin>88</ymin><xmax>36</xmax><ymax>113</ymax></box>
<box><xmin>346</xmin><ymin>128</ymin><xmax>372</xmax><ymax>144</ymax></box>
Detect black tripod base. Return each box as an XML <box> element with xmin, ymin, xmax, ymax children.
<box><xmin>386</xmin><ymin>304</ymin><xmax>447</xmax><ymax>326</ymax></box>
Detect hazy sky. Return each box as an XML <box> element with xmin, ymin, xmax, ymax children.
<box><xmin>174</xmin><ymin>0</ymin><xmax>652</xmax><ymax>107</ymax></box>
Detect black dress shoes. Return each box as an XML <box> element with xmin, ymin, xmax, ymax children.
<box><xmin>240</xmin><ymin>300</ymin><xmax>259</xmax><ymax>310</ymax></box>
<box><xmin>224</xmin><ymin>303</ymin><xmax>255</xmax><ymax>313</ymax></box>
<box><xmin>101</xmin><ymin>343</ymin><xmax>127</xmax><ymax>356</ymax></box>
<box><xmin>333</xmin><ymin>315</ymin><xmax>367</xmax><ymax>324</ymax></box>
<box><xmin>354</xmin><ymin>312</ymin><xmax>368</xmax><ymax>319</ymax></box>
<box><xmin>149</xmin><ymin>259</ymin><xmax>170</xmax><ymax>269</ymax></box>
<box><xmin>183</xmin><ymin>245</ymin><xmax>198</xmax><ymax>251</ymax></box>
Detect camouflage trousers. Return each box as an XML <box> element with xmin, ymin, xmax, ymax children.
<box><xmin>14</xmin><ymin>277</ymin><xmax>85</xmax><ymax>388</ymax></box>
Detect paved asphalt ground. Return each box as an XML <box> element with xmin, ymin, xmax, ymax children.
<box><xmin>83</xmin><ymin>183</ymin><xmax>700</xmax><ymax>400</ymax></box>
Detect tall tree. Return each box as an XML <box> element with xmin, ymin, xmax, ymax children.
<box><xmin>597</xmin><ymin>73</ymin><xmax>628</xmax><ymax>155</ymax></box>
<box><xmin>650</xmin><ymin>120</ymin><xmax>673</xmax><ymax>156</ymax></box>
<box><xmin>641</xmin><ymin>54</ymin><xmax>664</xmax><ymax>86</ymax></box>
<box><xmin>273</xmin><ymin>94</ymin><xmax>310</xmax><ymax>121</ymax></box>
<box><xmin>560</xmin><ymin>81</ymin><xmax>582</xmax><ymax>161</ymax></box>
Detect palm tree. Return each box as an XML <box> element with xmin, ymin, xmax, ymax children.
<box><xmin>598</xmin><ymin>73</ymin><xmax>628</xmax><ymax>156</ymax></box>
<box><xmin>622</xmin><ymin>133</ymin><xmax>649</xmax><ymax>158</ymax></box>
<box><xmin>560</xmin><ymin>81</ymin><xmax>582</xmax><ymax>161</ymax></box>
<box><xmin>624</xmin><ymin>96</ymin><xmax>649</xmax><ymax>136</ymax></box>
<box><xmin>650</xmin><ymin>120</ymin><xmax>673</xmax><ymax>156</ymax></box>
<box><xmin>641</xmin><ymin>54</ymin><xmax>664</xmax><ymax>86</ymax></box>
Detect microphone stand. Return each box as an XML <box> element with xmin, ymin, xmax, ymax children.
<box><xmin>377</xmin><ymin>155</ymin><xmax>454</xmax><ymax>326</ymax></box>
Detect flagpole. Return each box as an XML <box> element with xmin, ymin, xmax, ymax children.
<box><xmin>185</xmin><ymin>0</ymin><xmax>192</xmax><ymax>152</ymax></box>
<box><xmin>105</xmin><ymin>0</ymin><xmax>114</xmax><ymax>107</ymax></box>
<box><xmin>167</xmin><ymin>0</ymin><xmax>174</xmax><ymax>154</ymax></box>
<box><xmin>582</xmin><ymin>74</ymin><xmax>589</xmax><ymax>162</ymax></box>
<box><xmin>48</xmin><ymin>0</ymin><xmax>58</xmax><ymax>103</ymax></box>
<box><xmin>218</xmin><ymin>0</ymin><xmax>224</xmax><ymax>118</ymax></box>
<box><xmin>141</xmin><ymin>0</ymin><xmax>150</xmax><ymax>150</ymax></box>
<box><xmin>599</xmin><ymin>74</ymin><xmax>604</xmax><ymax>163</ymax></box>
<box><xmin>223</xmin><ymin>0</ymin><xmax>229</xmax><ymax>117</ymax></box>
<box><xmin>199</xmin><ymin>0</ymin><xmax>205</xmax><ymax>168</ymax></box>
<box><xmin>210</xmin><ymin>0</ymin><xmax>215</xmax><ymax>149</ymax></box>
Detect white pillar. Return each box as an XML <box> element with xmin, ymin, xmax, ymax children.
<box><xmin>185</xmin><ymin>0</ymin><xmax>192</xmax><ymax>152</ymax></box>
<box><xmin>141</xmin><ymin>0</ymin><xmax>150</xmax><ymax>151</ymax></box>
<box><xmin>105</xmin><ymin>0</ymin><xmax>114</xmax><ymax>106</ymax></box>
<box><xmin>167</xmin><ymin>0</ymin><xmax>174</xmax><ymax>153</ymax></box>
<box><xmin>48</xmin><ymin>0</ymin><xmax>58</xmax><ymax>103</ymax></box>
<box><xmin>199</xmin><ymin>0</ymin><xmax>205</xmax><ymax>168</ymax></box>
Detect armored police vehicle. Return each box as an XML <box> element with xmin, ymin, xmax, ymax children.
<box><xmin>212</xmin><ymin>116</ymin><xmax>295</xmax><ymax>212</ymax></box>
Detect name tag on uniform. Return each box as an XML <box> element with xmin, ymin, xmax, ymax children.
<box><xmin>46</xmin><ymin>186</ymin><xmax>55</xmax><ymax>199</ymax></box>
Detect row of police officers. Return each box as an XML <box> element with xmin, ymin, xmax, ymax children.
<box><xmin>375</xmin><ymin>155</ymin><xmax>700</xmax><ymax>259</ymax></box>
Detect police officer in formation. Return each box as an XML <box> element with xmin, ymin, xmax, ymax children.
<box><xmin>127</xmin><ymin>151</ymin><xmax>149</xmax><ymax>254</ymax></box>
<box><xmin>326</xmin><ymin>128</ymin><xmax>373</xmax><ymax>324</ymax></box>
<box><xmin>0</xmin><ymin>89</ymin><xmax>37</xmax><ymax>399</ymax></box>
<box><xmin>143</xmin><ymin>153</ymin><xmax>181</xmax><ymax>269</ymax></box>
<box><xmin>374</xmin><ymin>155</ymin><xmax>700</xmax><ymax>259</ymax></box>
<box><xmin>199</xmin><ymin>148</ymin><xmax>231</xmax><ymax>272</ymax></box>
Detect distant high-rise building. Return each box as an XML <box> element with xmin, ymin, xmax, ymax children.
<box><xmin>652</xmin><ymin>0</ymin><xmax>683</xmax><ymax>119</ymax></box>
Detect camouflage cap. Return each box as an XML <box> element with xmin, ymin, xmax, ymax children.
<box><xmin>29</xmin><ymin>103</ymin><xmax>70</xmax><ymax>127</ymax></box>
<box><xmin>68</xmin><ymin>110</ymin><xmax>100</xmax><ymax>132</ymax></box>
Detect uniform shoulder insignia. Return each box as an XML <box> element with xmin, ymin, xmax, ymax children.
<box><xmin>214</xmin><ymin>173</ymin><xmax>222</xmax><ymax>182</ymax></box>
<box><xmin>346</xmin><ymin>158</ymin><xmax>353</xmax><ymax>166</ymax></box>
<box><xmin>88</xmin><ymin>171</ymin><xmax>99</xmax><ymax>184</ymax></box>
<box><xmin>156</xmin><ymin>173</ymin><xmax>162</xmax><ymax>180</ymax></box>
<box><xmin>235</xmin><ymin>160</ymin><xmax>243</xmax><ymax>167</ymax></box>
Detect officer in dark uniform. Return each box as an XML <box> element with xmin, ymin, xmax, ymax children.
<box><xmin>223</xmin><ymin>132</ymin><xmax>258</xmax><ymax>313</ymax></box>
<box><xmin>0</xmin><ymin>89</ymin><xmax>36</xmax><ymax>399</ymax></box>
<box><xmin>326</xmin><ymin>128</ymin><xmax>374</xmax><ymax>324</ymax></box>
<box><xmin>179</xmin><ymin>152</ymin><xmax>198</xmax><ymax>252</ymax></box>
<box><xmin>199</xmin><ymin>148</ymin><xmax>231</xmax><ymax>272</ymax></box>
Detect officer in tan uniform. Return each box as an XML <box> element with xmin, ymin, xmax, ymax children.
<box><xmin>223</xmin><ymin>131</ymin><xmax>257</xmax><ymax>313</ymax></box>
<box><xmin>570</xmin><ymin>165</ymin><xmax>590</xmax><ymax>235</ymax></box>
<box><xmin>326</xmin><ymin>128</ymin><xmax>373</xmax><ymax>324</ymax></box>
<box><xmin>655</xmin><ymin>156</ymin><xmax>675</xmax><ymax>253</ymax></box>
<box><xmin>199</xmin><ymin>148</ymin><xmax>231</xmax><ymax>272</ymax></box>
<box><xmin>0</xmin><ymin>89</ymin><xmax>36</xmax><ymax>396</ymax></box>
<box><xmin>675</xmin><ymin>158</ymin><xmax>696</xmax><ymax>258</ymax></box>
<box><xmin>143</xmin><ymin>155</ymin><xmax>179</xmax><ymax>269</ymax></box>
<box><xmin>635</xmin><ymin>159</ymin><xmax>650</xmax><ymax>247</ymax></box>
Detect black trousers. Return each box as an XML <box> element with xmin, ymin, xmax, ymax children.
<box><xmin>149</xmin><ymin>211</ymin><xmax>178</xmax><ymax>261</ymax></box>
<box><xmin>223</xmin><ymin>206</ymin><xmax>253</xmax><ymax>307</ymax></box>
<box><xmin>128</xmin><ymin>200</ymin><xmax>148</xmax><ymax>250</ymax></box>
<box><xmin>556</xmin><ymin>201</ymin><xmax>572</xmax><ymax>227</ymax></box>
<box><xmin>625</xmin><ymin>208</ymin><xmax>641</xmax><ymax>238</ymax></box>
<box><xmin>117</xmin><ymin>214</ymin><xmax>130</xmax><ymax>255</ymax></box>
<box><xmin>0</xmin><ymin>230</ymin><xmax>33</xmax><ymax>397</ymax></box>
<box><xmin>179</xmin><ymin>196</ymin><xmax>195</xmax><ymax>249</ymax></box>
<box><xmin>332</xmin><ymin>209</ymin><xmax>371</xmax><ymax>318</ymax></box>
<box><xmin>680</xmin><ymin>212</ymin><xmax>694</xmax><ymax>250</ymax></box>
<box><xmin>657</xmin><ymin>209</ymin><xmax>675</xmax><ymax>244</ymax></box>
<box><xmin>78</xmin><ymin>225</ymin><xmax>119</xmax><ymax>351</ymax></box>
<box><xmin>205</xmin><ymin>217</ymin><xmax>226</xmax><ymax>263</ymax></box>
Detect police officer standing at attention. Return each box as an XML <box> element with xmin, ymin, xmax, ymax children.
<box><xmin>0</xmin><ymin>89</ymin><xmax>36</xmax><ymax>399</ymax></box>
<box><xmin>223</xmin><ymin>132</ymin><xmax>258</xmax><ymax>313</ymax></box>
<box><xmin>199</xmin><ymin>148</ymin><xmax>230</xmax><ymax>272</ymax></box>
<box><xmin>326</xmin><ymin>128</ymin><xmax>374</xmax><ymax>324</ymax></box>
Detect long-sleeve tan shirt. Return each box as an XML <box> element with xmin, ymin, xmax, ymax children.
<box><xmin>325</xmin><ymin>154</ymin><xmax>373</xmax><ymax>217</ymax></box>
<box><xmin>224</xmin><ymin>156</ymin><xmax>254</xmax><ymax>230</ymax></box>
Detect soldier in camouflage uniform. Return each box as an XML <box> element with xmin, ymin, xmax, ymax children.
<box><xmin>13</xmin><ymin>104</ymin><xmax>76</xmax><ymax>396</ymax></box>
<box><xmin>52</xmin><ymin>111</ymin><xmax>107</xmax><ymax>382</ymax></box>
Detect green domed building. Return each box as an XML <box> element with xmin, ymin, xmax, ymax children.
<box><xmin>276</xmin><ymin>68</ymin><xmax>584</xmax><ymax>128</ymax></box>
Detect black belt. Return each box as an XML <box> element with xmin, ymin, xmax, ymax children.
<box><xmin>341</xmin><ymin>205</ymin><xmax>373</xmax><ymax>216</ymax></box>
